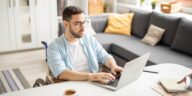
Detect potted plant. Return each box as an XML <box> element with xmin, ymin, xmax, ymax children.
<box><xmin>140</xmin><ymin>0</ymin><xmax>145</xmax><ymax>7</ymax></box>
<box><xmin>151</xmin><ymin>0</ymin><xmax>157</xmax><ymax>9</ymax></box>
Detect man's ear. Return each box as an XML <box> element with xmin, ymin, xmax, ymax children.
<box><xmin>63</xmin><ymin>20</ymin><xmax>69</xmax><ymax>28</ymax></box>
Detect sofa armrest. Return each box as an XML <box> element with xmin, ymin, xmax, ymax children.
<box><xmin>89</xmin><ymin>14</ymin><xmax>110</xmax><ymax>33</ymax></box>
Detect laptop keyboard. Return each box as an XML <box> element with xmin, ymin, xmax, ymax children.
<box><xmin>107</xmin><ymin>79</ymin><xmax>119</xmax><ymax>87</ymax></box>
<box><xmin>106</xmin><ymin>74</ymin><xmax>121</xmax><ymax>87</ymax></box>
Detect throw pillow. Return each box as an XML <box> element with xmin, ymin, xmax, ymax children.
<box><xmin>104</xmin><ymin>13</ymin><xmax>134</xmax><ymax>36</ymax></box>
<box><xmin>142</xmin><ymin>24</ymin><xmax>165</xmax><ymax>46</ymax></box>
<box><xmin>149</xmin><ymin>12</ymin><xmax>180</xmax><ymax>46</ymax></box>
<box><xmin>84</xmin><ymin>17</ymin><xmax>96</xmax><ymax>35</ymax></box>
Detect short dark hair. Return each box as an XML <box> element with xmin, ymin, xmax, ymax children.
<box><xmin>62</xmin><ymin>6</ymin><xmax>83</xmax><ymax>21</ymax></box>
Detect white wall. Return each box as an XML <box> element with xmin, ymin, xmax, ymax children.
<box><xmin>118</xmin><ymin>0</ymin><xmax>138</xmax><ymax>5</ymax></box>
<box><xmin>68</xmin><ymin>0</ymin><xmax>88</xmax><ymax>14</ymax></box>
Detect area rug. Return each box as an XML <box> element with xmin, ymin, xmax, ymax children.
<box><xmin>0</xmin><ymin>68</ymin><xmax>30</xmax><ymax>94</ymax></box>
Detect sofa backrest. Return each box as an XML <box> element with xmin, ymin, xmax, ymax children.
<box><xmin>149</xmin><ymin>12</ymin><xmax>180</xmax><ymax>46</ymax></box>
<box><xmin>130</xmin><ymin>8</ymin><xmax>152</xmax><ymax>38</ymax></box>
<box><xmin>58</xmin><ymin>22</ymin><xmax>65</xmax><ymax>36</ymax></box>
<box><xmin>89</xmin><ymin>14</ymin><xmax>109</xmax><ymax>33</ymax></box>
<box><xmin>171</xmin><ymin>18</ymin><xmax>192</xmax><ymax>55</ymax></box>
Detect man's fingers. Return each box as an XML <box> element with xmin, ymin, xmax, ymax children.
<box><xmin>99</xmin><ymin>73</ymin><xmax>115</xmax><ymax>83</ymax></box>
<box><xmin>90</xmin><ymin>72</ymin><xmax>116</xmax><ymax>84</ymax></box>
<box><xmin>111</xmin><ymin>70</ymin><xmax>116</xmax><ymax>75</ymax></box>
<box><xmin>116</xmin><ymin>66</ymin><xmax>123</xmax><ymax>72</ymax></box>
<box><xmin>177</xmin><ymin>77</ymin><xmax>186</xmax><ymax>84</ymax></box>
<box><xmin>100</xmin><ymin>79</ymin><xmax>110</xmax><ymax>84</ymax></box>
<box><xmin>111</xmin><ymin>66</ymin><xmax>123</xmax><ymax>75</ymax></box>
<box><xmin>105</xmin><ymin>73</ymin><xmax>115</xmax><ymax>80</ymax></box>
<box><xmin>100</xmin><ymin>73</ymin><xmax>114</xmax><ymax>81</ymax></box>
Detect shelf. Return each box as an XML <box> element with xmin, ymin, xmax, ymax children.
<box><xmin>116</xmin><ymin>3</ymin><xmax>192</xmax><ymax>20</ymax></box>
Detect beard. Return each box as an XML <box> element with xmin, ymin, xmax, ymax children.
<box><xmin>70</xmin><ymin>29</ymin><xmax>82</xmax><ymax>38</ymax></box>
<box><xmin>69</xmin><ymin>26</ymin><xmax>84</xmax><ymax>38</ymax></box>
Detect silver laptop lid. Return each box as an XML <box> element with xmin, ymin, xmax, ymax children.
<box><xmin>117</xmin><ymin>53</ymin><xmax>150</xmax><ymax>90</ymax></box>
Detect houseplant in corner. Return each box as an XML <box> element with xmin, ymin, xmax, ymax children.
<box><xmin>140</xmin><ymin>0</ymin><xmax>145</xmax><ymax>7</ymax></box>
<box><xmin>151</xmin><ymin>0</ymin><xmax>157</xmax><ymax>9</ymax></box>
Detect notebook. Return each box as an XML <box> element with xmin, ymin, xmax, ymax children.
<box><xmin>160</xmin><ymin>78</ymin><xmax>188</xmax><ymax>92</ymax></box>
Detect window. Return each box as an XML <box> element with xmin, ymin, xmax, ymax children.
<box><xmin>176</xmin><ymin>0</ymin><xmax>192</xmax><ymax>8</ymax></box>
<box><xmin>176</xmin><ymin>0</ymin><xmax>192</xmax><ymax>13</ymax></box>
<box><xmin>57</xmin><ymin>0</ymin><xmax>68</xmax><ymax>16</ymax></box>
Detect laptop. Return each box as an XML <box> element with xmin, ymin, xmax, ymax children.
<box><xmin>92</xmin><ymin>53</ymin><xmax>150</xmax><ymax>91</ymax></box>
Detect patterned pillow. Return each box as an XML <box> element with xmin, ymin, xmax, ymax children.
<box><xmin>142</xmin><ymin>24</ymin><xmax>165</xmax><ymax>46</ymax></box>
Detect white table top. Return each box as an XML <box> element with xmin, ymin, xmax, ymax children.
<box><xmin>1</xmin><ymin>73</ymin><xmax>160</xmax><ymax>96</ymax></box>
<box><xmin>1</xmin><ymin>63</ymin><xmax>191</xmax><ymax>96</ymax></box>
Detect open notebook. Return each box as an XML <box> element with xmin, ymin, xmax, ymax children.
<box><xmin>160</xmin><ymin>78</ymin><xmax>188</xmax><ymax>93</ymax></box>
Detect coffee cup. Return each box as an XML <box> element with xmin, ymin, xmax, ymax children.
<box><xmin>64</xmin><ymin>89</ymin><xmax>77</xmax><ymax>96</ymax></box>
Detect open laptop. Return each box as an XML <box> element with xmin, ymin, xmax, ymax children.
<box><xmin>92</xmin><ymin>53</ymin><xmax>150</xmax><ymax>91</ymax></box>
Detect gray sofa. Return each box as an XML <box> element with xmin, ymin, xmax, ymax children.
<box><xmin>89</xmin><ymin>8</ymin><xmax>192</xmax><ymax>68</ymax></box>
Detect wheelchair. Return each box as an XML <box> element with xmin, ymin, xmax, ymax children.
<box><xmin>33</xmin><ymin>23</ymin><xmax>65</xmax><ymax>87</ymax></box>
<box><xmin>33</xmin><ymin>41</ymin><xmax>64</xmax><ymax>87</ymax></box>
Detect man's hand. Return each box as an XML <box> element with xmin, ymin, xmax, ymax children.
<box><xmin>110</xmin><ymin>65</ymin><xmax>123</xmax><ymax>75</ymax></box>
<box><xmin>177</xmin><ymin>73</ymin><xmax>192</xmax><ymax>84</ymax></box>
<box><xmin>104</xmin><ymin>57</ymin><xmax>123</xmax><ymax>75</ymax></box>
<box><xmin>89</xmin><ymin>72</ymin><xmax>115</xmax><ymax>84</ymax></box>
<box><xmin>178</xmin><ymin>77</ymin><xmax>187</xmax><ymax>84</ymax></box>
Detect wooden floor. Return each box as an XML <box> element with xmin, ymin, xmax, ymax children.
<box><xmin>0</xmin><ymin>49</ymin><xmax>49</xmax><ymax>87</ymax></box>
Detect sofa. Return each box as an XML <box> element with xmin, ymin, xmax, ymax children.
<box><xmin>89</xmin><ymin>8</ymin><xmax>192</xmax><ymax>68</ymax></box>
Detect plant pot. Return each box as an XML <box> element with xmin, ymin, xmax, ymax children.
<box><xmin>151</xmin><ymin>2</ymin><xmax>156</xmax><ymax>9</ymax></box>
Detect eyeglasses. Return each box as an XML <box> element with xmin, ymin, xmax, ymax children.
<box><xmin>68</xmin><ymin>20</ymin><xmax>89</xmax><ymax>28</ymax></box>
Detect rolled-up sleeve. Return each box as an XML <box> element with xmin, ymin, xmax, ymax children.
<box><xmin>47</xmin><ymin>43</ymin><xmax>66</xmax><ymax>78</ymax></box>
<box><xmin>91</xmin><ymin>37</ymin><xmax>112</xmax><ymax>65</ymax></box>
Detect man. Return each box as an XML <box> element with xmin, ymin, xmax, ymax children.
<box><xmin>47</xmin><ymin>6</ymin><xmax>122</xmax><ymax>84</ymax></box>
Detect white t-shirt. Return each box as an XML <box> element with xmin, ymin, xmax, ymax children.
<box><xmin>68</xmin><ymin>40</ymin><xmax>89</xmax><ymax>72</ymax></box>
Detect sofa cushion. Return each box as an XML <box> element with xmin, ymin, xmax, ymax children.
<box><xmin>94</xmin><ymin>33</ymin><xmax>131</xmax><ymax>52</ymax></box>
<box><xmin>171</xmin><ymin>18</ymin><xmax>192</xmax><ymax>55</ymax></box>
<box><xmin>104</xmin><ymin>13</ymin><xmax>134</xmax><ymax>36</ymax></box>
<box><xmin>111</xmin><ymin>36</ymin><xmax>192</xmax><ymax>67</ymax></box>
<box><xmin>94</xmin><ymin>33</ymin><xmax>153</xmax><ymax>66</ymax></box>
<box><xmin>142</xmin><ymin>24</ymin><xmax>165</xmax><ymax>46</ymax></box>
<box><xmin>94</xmin><ymin>33</ymin><xmax>129</xmax><ymax>44</ymax></box>
<box><xmin>95</xmin><ymin>33</ymin><xmax>192</xmax><ymax>67</ymax></box>
<box><xmin>131</xmin><ymin>9</ymin><xmax>152</xmax><ymax>38</ymax></box>
<box><xmin>149</xmin><ymin>12</ymin><xmax>180</xmax><ymax>46</ymax></box>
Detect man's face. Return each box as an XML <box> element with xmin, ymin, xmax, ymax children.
<box><xmin>65</xmin><ymin>13</ymin><xmax>88</xmax><ymax>38</ymax></box>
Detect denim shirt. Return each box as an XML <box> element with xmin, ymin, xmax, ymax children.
<box><xmin>47</xmin><ymin>34</ymin><xmax>112</xmax><ymax>78</ymax></box>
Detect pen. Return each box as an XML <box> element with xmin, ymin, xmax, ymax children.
<box><xmin>143</xmin><ymin>70</ymin><xmax>159</xmax><ymax>74</ymax></box>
